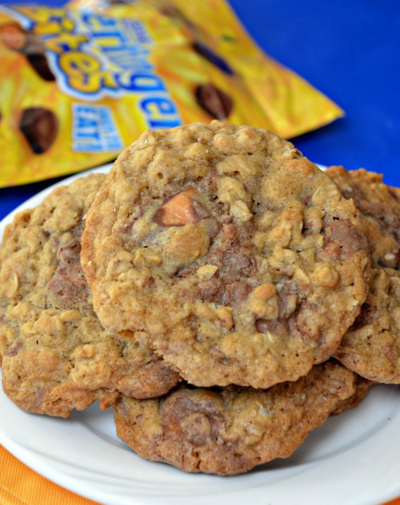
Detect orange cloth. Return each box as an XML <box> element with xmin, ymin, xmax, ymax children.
<box><xmin>0</xmin><ymin>443</ymin><xmax>399</xmax><ymax>505</ymax></box>
<box><xmin>0</xmin><ymin>445</ymin><xmax>99</xmax><ymax>505</ymax></box>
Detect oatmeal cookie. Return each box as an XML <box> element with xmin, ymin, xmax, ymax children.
<box><xmin>328</xmin><ymin>166</ymin><xmax>400</xmax><ymax>383</ymax></box>
<box><xmin>330</xmin><ymin>373</ymin><xmax>372</xmax><ymax>416</ymax></box>
<box><xmin>82</xmin><ymin>121</ymin><xmax>370</xmax><ymax>388</ymax></box>
<box><xmin>113</xmin><ymin>362</ymin><xmax>356</xmax><ymax>475</ymax></box>
<box><xmin>0</xmin><ymin>174</ymin><xmax>179</xmax><ymax>418</ymax></box>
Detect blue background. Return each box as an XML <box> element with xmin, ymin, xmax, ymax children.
<box><xmin>0</xmin><ymin>0</ymin><xmax>399</xmax><ymax>220</ymax></box>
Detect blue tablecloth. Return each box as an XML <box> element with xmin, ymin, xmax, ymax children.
<box><xmin>0</xmin><ymin>0</ymin><xmax>399</xmax><ymax>220</ymax></box>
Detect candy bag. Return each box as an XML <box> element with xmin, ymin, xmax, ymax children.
<box><xmin>0</xmin><ymin>0</ymin><xmax>343</xmax><ymax>187</ymax></box>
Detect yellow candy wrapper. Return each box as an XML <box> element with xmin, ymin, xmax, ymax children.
<box><xmin>0</xmin><ymin>0</ymin><xmax>343</xmax><ymax>188</ymax></box>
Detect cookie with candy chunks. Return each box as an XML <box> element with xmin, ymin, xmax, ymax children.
<box><xmin>0</xmin><ymin>174</ymin><xmax>179</xmax><ymax>418</ymax></box>
<box><xmin>82</xmin><ymin>122</ymin><xmax>370</xmax><ymax>388</ymax></box>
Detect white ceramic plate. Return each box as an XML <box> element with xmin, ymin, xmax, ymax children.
<box><xmin>0</xmin><ymin>164</ymin><xmax>399</xmax><ymax>505</ymax></box>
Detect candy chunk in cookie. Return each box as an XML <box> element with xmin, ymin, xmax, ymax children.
<box><xmin>82</xmin><ymin>122</ymin><xmax>370</xmax><ymax>389</ymax></box>
<box><xmin>153</xmin><ymin>187</ymin><xmax>208</xmax><ymax>226</ymax></box>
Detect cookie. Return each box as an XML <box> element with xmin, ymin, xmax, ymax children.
<box><xmin>0</xmin><ymin>174</ymin><xmax>179</xmax><ymax>418</ymax></box>
<box><xmin>330</xmin><ymin>373</ymin><xmax>372</xmax><ymax>416</ymax></box>
<box><xmin>113</xmin><ymin>361</ymin><xmax>357</xmax><ymax>475</ymax></box>
<box><xmin>327</xmin><ymin>166</ymin><xmax>400</xmax><ymax>383</ymax></box>
<box><xmin>82</xmin><ymin>121</ymin><xmax>370</xmax><ymax>388</ymax></box>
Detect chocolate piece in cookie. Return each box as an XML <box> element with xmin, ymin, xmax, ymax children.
<box><xmin>0</xmin><ymin>174</ymin><xmax>179</xmax><ymax>418</ymax></box>
<box><xmin>328</xmin><ymin>166</ymin><xmax>400</xmax><ymax>383</ymax></box>
<box><xmin>82</xmin><ymin>122</ymin><xmax>370</xmax><ymax>389</ymax></box>
<box><xmin>20</xmin><ymin>108</ymin><xmax>58</xmax><ymax>154</ymax></box>
<box><xmin>113</xmin><ymin>362</ymin><xmax>356</xmax><ymax>475</ymax></box>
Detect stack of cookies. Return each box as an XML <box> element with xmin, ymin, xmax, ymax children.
<box><xmin>0</xmin><ymin>121</ymin><xmax>398</xmax><ymax>475</ymax></box>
